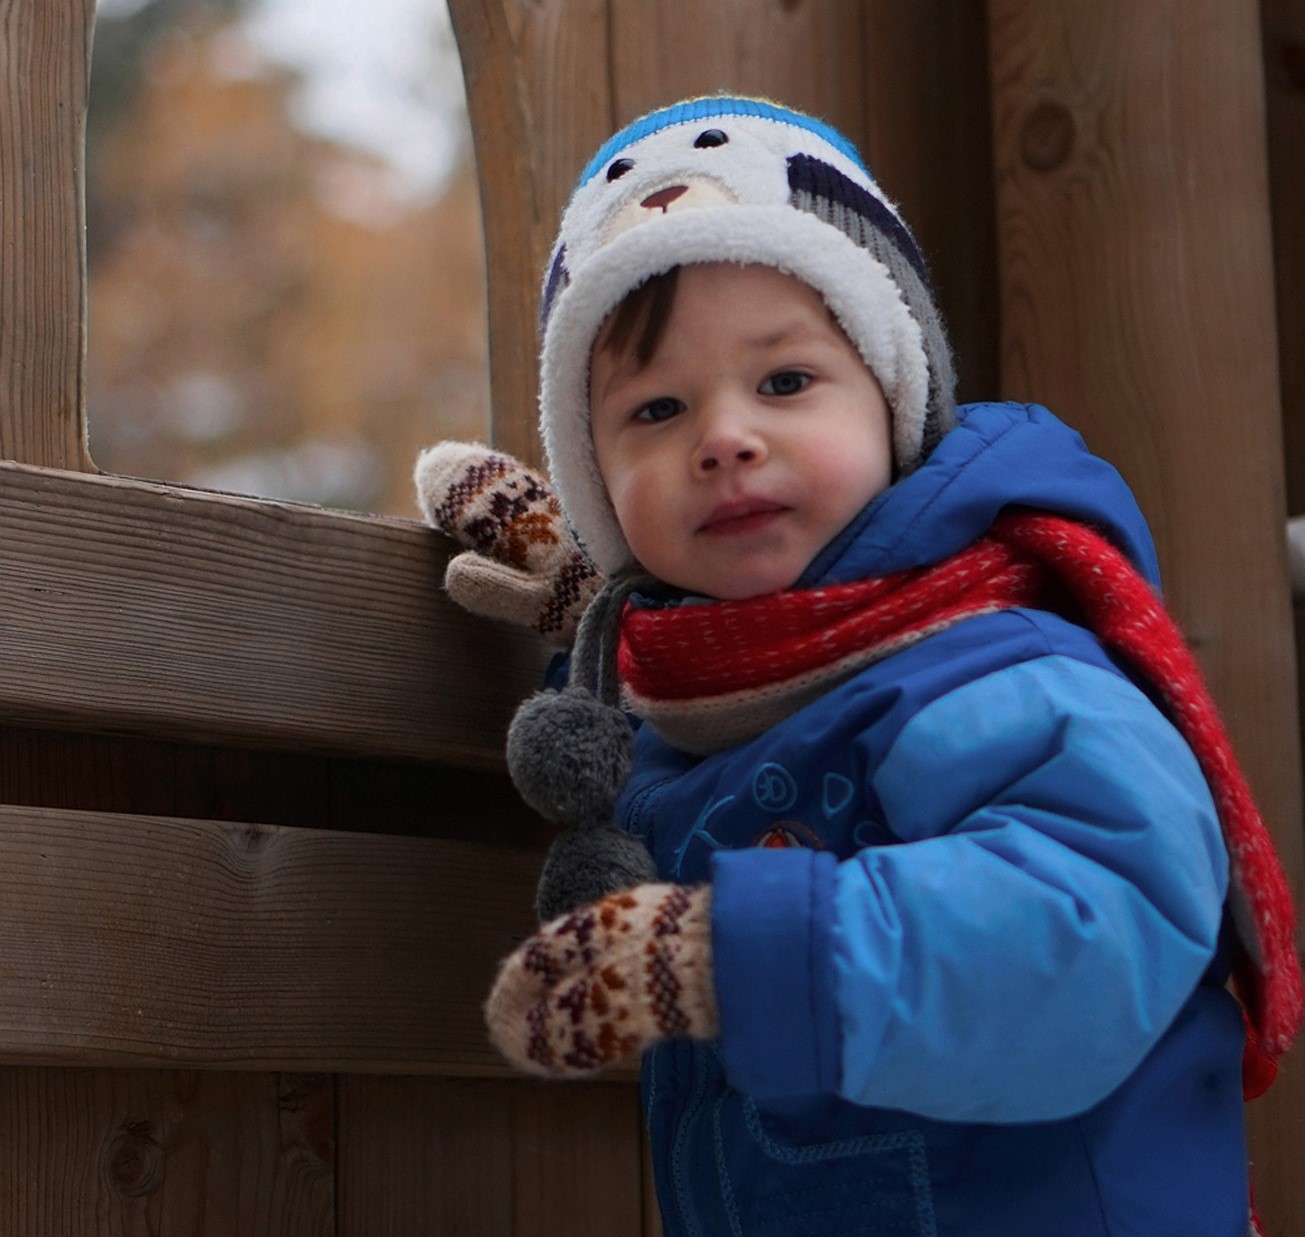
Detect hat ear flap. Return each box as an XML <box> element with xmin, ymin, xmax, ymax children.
<box><xmin>505</xmin><ymin>568</ymin><xmax>662</xmax><ymax>922</ymax></box>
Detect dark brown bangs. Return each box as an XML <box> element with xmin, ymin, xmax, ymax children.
<box><xmin>597</xmin><ymin>267</ymin><xmax>681</xmax><ymax>369</ymax></box>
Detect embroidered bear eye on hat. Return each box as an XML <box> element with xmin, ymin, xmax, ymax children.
<box><xmin>538</xmin><ymin>94</ymin><xmax>957</xmax><ymax>576</ymax></box>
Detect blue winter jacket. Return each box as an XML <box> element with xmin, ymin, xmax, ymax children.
<box><xmin>619</xmin><ymin>403</ymin><xmax>1246</xmax><ymax>1237</ymax></box>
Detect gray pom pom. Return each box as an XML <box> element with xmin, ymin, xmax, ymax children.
<box><xmin>507</xmin><ymin>688</ymin><xmax>634</xmax><ymax>826</ymax></box>
<box><xmin>535</xmin><ymin>824</ymin><xmax>659</xmax><ymax>923</ymax></box>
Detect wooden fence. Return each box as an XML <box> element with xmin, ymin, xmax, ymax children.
<box><xmin>0</xmin><ymin>0</ymin><xmax>1301</xmax><ymax>1232</ymax></box>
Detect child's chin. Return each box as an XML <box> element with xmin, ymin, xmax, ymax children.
<box><xmin>698</xmin><ymin>568</ymin><xmax>803</xmax><ymax>602</ymax></box>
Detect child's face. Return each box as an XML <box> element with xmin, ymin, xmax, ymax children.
<box><xmin>590</xmin><ymin>263</ymin><xmax>893</xmax><ymax>599</ymax></box>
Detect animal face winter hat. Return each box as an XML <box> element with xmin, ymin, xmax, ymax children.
<box><xmin>538</xmin><ymin>95</ymin><xmax>957</xmax><ymax>577</ymax></box>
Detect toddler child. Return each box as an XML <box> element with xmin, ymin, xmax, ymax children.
<box><xmin>417</xmin><ymin>96</ymin><xmax>1300</xmax><ymax>1237</ymax></box>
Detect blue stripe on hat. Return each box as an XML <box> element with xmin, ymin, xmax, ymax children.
<box><xmin>577</xmin><ymin>96</ymin><xmax>869</xmax><ymax>187</ymax></box>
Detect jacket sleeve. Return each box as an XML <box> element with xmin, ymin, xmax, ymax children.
<box><xmin>710</xmin><ymin>653</ymin><xmax>1229</xmax><ymax>1122</ymax></box>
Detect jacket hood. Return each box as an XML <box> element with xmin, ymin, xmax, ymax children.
<box><xmin>802</xmin><ymin>401</ymin><xmax>1162</xmax><ymax>590</ymax></box>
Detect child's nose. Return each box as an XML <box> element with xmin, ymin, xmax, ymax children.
<box><xmin>693</xmin><ymin>411</ymin><xmax>766</xmax><ymax>475</ymax></box>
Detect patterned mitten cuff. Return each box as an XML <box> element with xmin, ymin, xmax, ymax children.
<box><xmin>485</xmin><ymin>884</ymin><xmax>717</xmax><ymax>1077</ymax></box>
<box><xmin>414</xmin><ymin>441</ymin><xmax>603</xmax><ymax>645</ymax></box>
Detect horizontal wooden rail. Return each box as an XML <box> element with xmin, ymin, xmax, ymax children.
<box><xmin>0</xmin><ymin>805</ymin><xmax>543</xmax><ymax>1072</ymax></box>
<box><xmin>0</xmin><ymin>462</ymin><xmax>551</xmax><ymax>766</ymax></box>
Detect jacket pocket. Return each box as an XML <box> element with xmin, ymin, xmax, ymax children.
<box><xmin>712</xmin><ymin>1094</ymin><xmax>937</xmax><ymax>1237</ymax></box>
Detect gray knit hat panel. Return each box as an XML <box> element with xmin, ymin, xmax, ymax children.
<box><xmin>788</xmin><ymin>181</ymin><xmax>957</xmax><ymax>472</ymax></box>
<box><xmin>884</xmin><ymin>257</ymin><xmax>957</xmax><ymax>466</ymax></box>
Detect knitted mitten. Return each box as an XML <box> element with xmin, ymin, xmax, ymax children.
<box><xmin>486</xmin><ymin>884</ymin><xmax>717</xmax><ymax>1077</ymax></box>
<box><xmin>414</xmin><ymin>441</ymin><xmax>603</xmax><ymax>645</ymax></box>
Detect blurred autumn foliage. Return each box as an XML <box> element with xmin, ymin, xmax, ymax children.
<box><xmin>87</xmin><ymin>2</ymin><xmax>488</xmax><ymax>517</ymax></box>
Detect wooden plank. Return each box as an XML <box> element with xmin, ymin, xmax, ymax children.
<box><xmin>859</xmin><ymin>1</ymin><xmax>1000</xmax><ymax>403</ymax></box>
<box><xmin>447</xmin><ymin>0</ymin><xmax>612</xmax><ymax>465</ymax></box>
<box><xmin>337</xmin><ymin>1076</ymin><xmax>646</xmax><ymax>1236</ymax></box>
<box><xmin>608</xmin><ymin>1</ymin><xmax>864</xmax><ymax>130</ymax></box>
<box><xmin>1263</xmin><ymin>55</ymin><xmax>1305</xmax><ymax>1225</ymax></box>
<box><xmin>0</xmin><ymin>1068</ymin><xmax>334</xmax><ymax>1236</ymax></box>
<box><xmin>1262</xmin><ymin>0</ymin><xmax>1305</xmax><ymax>513</ymax></box>
<box><xmin>0</xmin><ymin>461</ymin><xmax>551</xmax><ymax>766</ymax></box>
<box><xmin>987</xmin><ymin>4</ymin><xmax>1304</xmax><ymax>1233</ymax></box>
<box><xmin>0</xmin><ymin>804</ymin><xmax>544</xmax><ymax>1073</ymax></box>
<box><xmin>0</xmin><ymin>0</ymin><xmax>94</xmax><ymax>470</ymax></box>
<box><xmin>339</xmin><ymin>1076</ymin><xmax>512</xmax><ymax>1234</ymax></box>
<box><xmin>507</xmin><ymin>1079</ymin><xmax>646</xmax><ymax>1237</ymax></box>
<box><xmin>641</xmin><ymin>1114</ymin><xmax>664</xmax><ymax>1237</ymax></box>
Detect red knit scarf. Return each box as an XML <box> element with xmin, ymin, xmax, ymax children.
<box><xmin>618</xmin><ymin>511</ymin><xmax>1301</xmax><ymax>1092</ymax></box>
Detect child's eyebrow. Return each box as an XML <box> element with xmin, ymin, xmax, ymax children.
<box><xmin>590</xmin><ymin>351</ymin><xmax>646</xmax><ymax>409</ymax></box>
<box><xmin>748</xmin><ymin>320</ymin><xmax>836</xmax><ymax>352</ymax></box>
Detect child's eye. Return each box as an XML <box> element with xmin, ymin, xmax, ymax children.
<box><xmin>759</xmin><ymin>371</ymin><xmax>811</xmax><ymax>397</ymax></box>
<box><xmin>634</xmin><ymin>397</ymin><xmax>684</xmax><ymax>423</ymax></box>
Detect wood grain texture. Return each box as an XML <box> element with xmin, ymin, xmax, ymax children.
<box><xmin>338</xmin><ymin>1077</ymin><xmax>647</xmax><ymax>1236</ymax></box>
<box><xmin>988</xmin><ymin>4</ymin><xmax>1304</xmax><ymax>1231</ymax></box>
<box><xmin>641</xmin><ymin>1114</ymin><xmax>664</xmax><ymax>1237</ymax></box>
<box><xmin>859</xmin><ymin>1</ymin><xmax>1000</xmax><ymax>403</ymax></box>
<box><xmin>608</xmin><ymin>1</ymin><xmax>864</xmax><ymax>130</ymax></box>
<box><xmin>0</xmin><ymin>1068</ymin><xmax>334</xmax><ymax>1236</ymax></box>
<box><xmin>0</xmin><ymin>0</ymin><xmax>94</xmax><ymax>470</ymax></box>
<box><xmin>448</xmin><ymin>0</ymin><xmax>612</xmax><ymax>465</ymax></box>
<box><xmin>1262</xmin><ymin>0</ymin><xmax>1305</xmax><ymax>514</ymax></box>
<box><xmin>988</xmin><ymin>1</ymin><xmax>1295</xmax><ymax>671</ymax></box>
<box><xmin>0</xmin><ymin>804</ymin><xmax>543</xmax><ymax>1073</ymax></box>
<box><xmin>0</xmin><ymin>461</ymin><xmax>551</xmax><ymax>765</ymax></box>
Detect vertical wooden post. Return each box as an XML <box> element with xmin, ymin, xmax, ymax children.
<box><xmin>1262</xmin><ymin>0</ymin><xmax>1305</xmax><ymax>515</ymax></box>
<box><xmin>603</xmin><ymin>3</ymin><xmax>865</xmax><ymax>133</ymax></box>
<box><xmin>1263</xmin><ymin>0</ymin><xmax>1305</xmax><ymax>912</ymax></box>
<box><xmin>447</xmin><ymin>0</ymin><xmax>614</xmax><ymax>466</ymax></box>
<box><xmin>859</xmin><ymin>2</ymin><xmax>1000</xmax><ymax>402</ymax></box>
<box><xmin>988</xmin><ymin>3</ymin><xmax>1304</xmax><ymax>1231</ymax></box>
<box><xmin>0</xmin><ymin>0</ymin><xmax>94</xmax><ymax>470</ymax></box>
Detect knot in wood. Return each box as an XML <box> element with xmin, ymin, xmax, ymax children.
<box><xmin>1020</xmin><ymin>101</ymin><xmax>1075</xmax><ymax>172</ymax></box>
<box><xmin>237</xmin><ymin>823</ymin><xmax>270</xmax><ymax>854</ymax></box>
<box><xmin>279</xmin><ymin>1074</ymin><xmax>335</xmax><ymax>1169</ymax></box>
<box><xmin>105</xmin><ymin>1119</ymin><xmax>165</xmax><ymax>1198</ymax></box>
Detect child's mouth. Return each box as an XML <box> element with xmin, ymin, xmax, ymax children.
<box><xmin>698</xmin><ymin>499</ymin><xmax>789</xmax><ymax>536</ymax></box>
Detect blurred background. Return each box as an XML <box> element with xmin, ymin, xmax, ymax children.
<box><xmin>86</xmin><ymin>0</ymin><xmax>488</xmax><ymax>517</ymax></box>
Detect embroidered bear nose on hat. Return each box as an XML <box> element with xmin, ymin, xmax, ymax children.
<box><xmin>642</xmin><ymin>184</ymin><xmax>687</xmax><ymax>211</ymax></box>
<box><xmin>538</xmin><ymin>95</ymin><xmax>957</xmax><ymax>577</ymax></box>
<box><xmin>603</xmin><ymin>179</ymin><xmax>737</xmax><ymax>244</ymax></box>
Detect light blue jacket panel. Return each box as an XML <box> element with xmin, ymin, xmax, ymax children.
<box><xmin>712</xmin><ymin>647</ymin><xmax>1227</xmax><ymax>1121</ymax></box>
